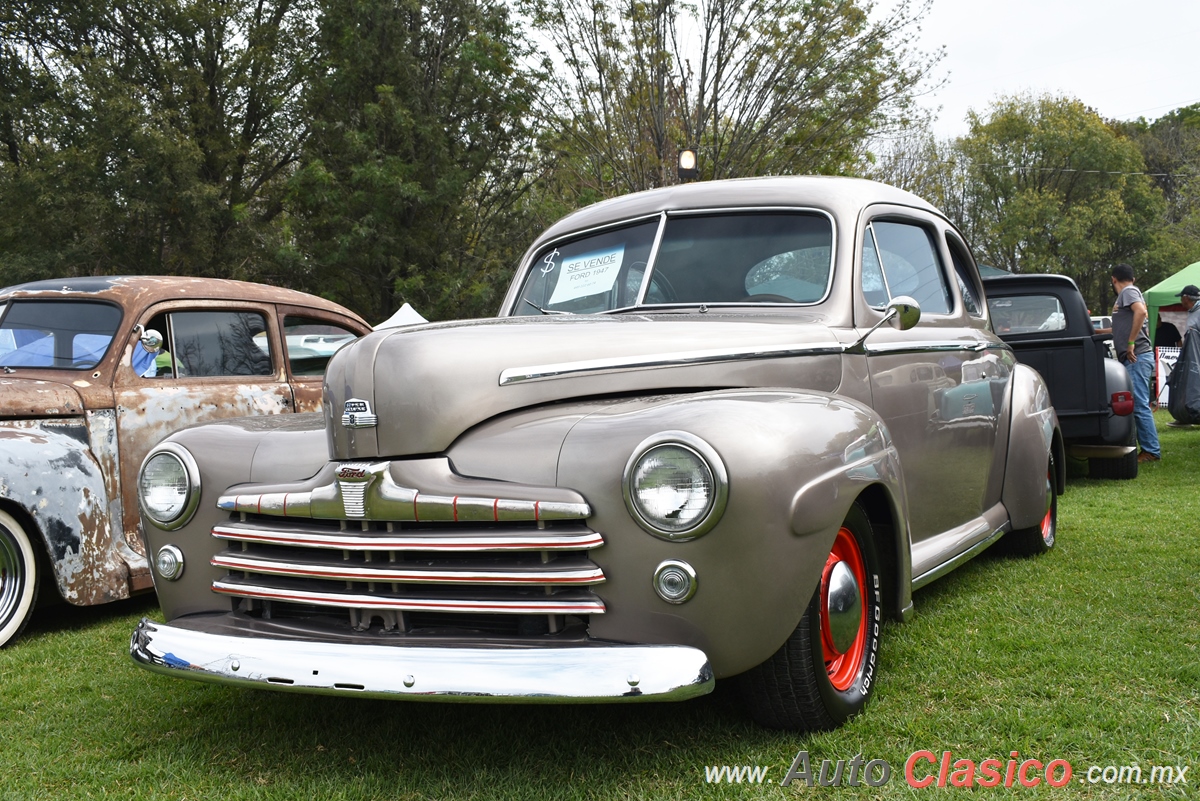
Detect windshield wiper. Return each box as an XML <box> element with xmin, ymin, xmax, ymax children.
<box><xmin>522</xmin><ymin>299</ymin><xmax>572</xmax><ymax>316</ymax></box>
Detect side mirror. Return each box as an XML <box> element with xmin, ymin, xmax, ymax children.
<box><xmin>845</xmin><ymin>296</ymin><xmax>922</xmax><ymax>354</ymax></box>
<box><xmin>136</xmin><ymin>325</ymin><xmax>163</xmax><ymax>353</ymax></box>
<box><xmin>887</xmin><ymin>296</ymin><xmax>921</xmax><ymax>331</ymax></box>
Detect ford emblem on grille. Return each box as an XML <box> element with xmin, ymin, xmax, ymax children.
<box><xmin>341</xmin><ymin>398</ymin><xmax>377</xmax><ymax>429</ymax></box>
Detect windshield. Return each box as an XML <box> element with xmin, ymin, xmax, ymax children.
<box><xmin>515</xmin><ymin>211</ymin><xmax>833</xmax><ymax>315</ymax></box>
<box><xmin>0</xmin><ymin>300</ymin><xmax>123</xmax><ymax>369</ymax></box>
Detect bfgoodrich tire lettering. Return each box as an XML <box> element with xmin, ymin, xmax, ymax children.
<box><xmin>738</xmin><ymin>501</ymin><xmax>882</xmax><ymax>730</ymax></box>
<box><xmin>0</xmin><ymin>508</ymin><xmax>39</xmax><ymax>648</ymax></box>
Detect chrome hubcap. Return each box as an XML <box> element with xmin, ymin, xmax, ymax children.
<box><xmin>824</xmin><ymin>560</ymin><xmax>862</xmax><ymax>654</ymax></box>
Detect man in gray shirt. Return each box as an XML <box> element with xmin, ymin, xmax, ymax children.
<box><xmin>1108</xmin><ymin>264</ymin><xmax>1161</xmax><ymax>461</ymax></box>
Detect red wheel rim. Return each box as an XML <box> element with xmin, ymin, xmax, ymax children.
<box><xmin>1040</xmin><ymin>468</ymin><xmax>1055</xmax><ymax>544</ymax></box>
<box><xmin>820</xmin><ymin>526</ymin><xmax>867</xmax><ymax>691</ymax></box>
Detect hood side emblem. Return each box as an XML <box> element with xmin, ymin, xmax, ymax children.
<box><xmin>341</xmin><ymin>398</ymin><xmax>377</xmax><ymax>429</ymax></box>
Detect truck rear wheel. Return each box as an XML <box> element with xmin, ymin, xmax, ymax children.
<box><xmin>1088</xmin><ymin>449</ymin><xmax>1138</xmax><ymax>480</ymax></box>
<box><xmin>0</xmin><ymin>509</ymin><xmax>39</xmax><ymax>648</ymax></box>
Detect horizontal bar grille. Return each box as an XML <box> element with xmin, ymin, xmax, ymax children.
<box><xmin>211</xmin><ymin>511</ymin><xmax>605</xmax><ymax>636</ymax></box>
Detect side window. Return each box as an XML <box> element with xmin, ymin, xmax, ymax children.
<box><xmin>946</xmin><ymin>235</ymin><xmax>984</xmax><ymax>317</ymax></box>
<box><xmin>861</xmin><ymin>227</ymin><xmax>889</xmax><ymax>307</ymax></box>
<box><xmin>282</xmin><ymin>316</ymin><xmax>359</xmax><ymax>376</ymax></box>
<box><xmin>170</xmin><ymin>311</ymin><xmax>272</xmax><ymax>377</ymax></box>
<box><xmin>864</xmin><ymin>221</ymin><xmax>953</xmax><ymax>315</ymax></box>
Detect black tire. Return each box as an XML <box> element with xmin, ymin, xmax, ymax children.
<box><xmin>1088</xmin><ymin>449</ymin><xmax>1138</xmax><ymax>480</ymax></box>
<box><xmin>738</xmin><ymin>501</ymin><xmax>882</xmax><ymax>730</ymax></box>
<box><xmin>1006</xmin><ymin>452</ymin><xmax>1058</xmax><ymax>556</ymax></box>
<box><xmin>0</xmin><ymin>509</ymin><xmax>39</xmax><ymax>648</ymax></box>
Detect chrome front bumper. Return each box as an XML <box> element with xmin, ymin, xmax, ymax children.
<box><xmin>130</xmin><ymin>618</ymin><xmax>715</xmax><ymax>703</ymax></box>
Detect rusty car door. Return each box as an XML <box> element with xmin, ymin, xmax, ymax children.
<box><xmin>275</xmin><ymin>305</ymin><xmax>369</xmax><ymax>413</ymax></box>
<box><xmin>113</xmin><ymin>302</ymin><xmax>294</xmax><ymax>552</ymax></box>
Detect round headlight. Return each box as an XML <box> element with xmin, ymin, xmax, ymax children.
<box><xmin>138</xmin><ymin>445</ymin><xmax>200</xmax><ymax>530</ymax></box>
<box><xmin>624</xmin><ymin>432</ymin><xmax>728</xmax><ymax>540</ymax></box>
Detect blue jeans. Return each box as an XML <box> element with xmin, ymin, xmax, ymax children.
<box><xmin>1125</xmin><ymin>354</ymin><xmax>1160</xmax><ymax>457</ymax></box>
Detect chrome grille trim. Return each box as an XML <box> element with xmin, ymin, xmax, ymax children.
<box><xmin>216</xmin><ymin>461</ymin><xmax>590</xmax><ymax>522</ymax></box>
<box><xmin>210</xmin><ymin>552</ymin><xmax>606</xmax><ymax>585</ymax></box>
<box><xmin>212</xmin><ymin>522</ymin><xmax>604</xmax><ymax>552</ymax></box>
<box><xmin>212</xmin><ymin>578</ymin><xmax>606</xmax><ymax>615</ymax></box>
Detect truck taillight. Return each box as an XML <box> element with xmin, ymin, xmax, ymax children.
<box><xmin>1111</xmin><ymin>391</ymin><xmax>1133</xmax><ymax>416</ymax></box>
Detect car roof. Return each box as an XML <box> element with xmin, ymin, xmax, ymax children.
<box><xmin>0</xmin><ymin>276</ymin><xmax>368</xmax><ymax>324</ymax></box>
<box><xmin>981</xmin><ymin>273</ymin><xmax>1082</xmax><ymax>293</ymax></box>
<box><xmin>531</xmin><ymin>176</ymin><xmax>944</xmax><ymax>245</ymax></box>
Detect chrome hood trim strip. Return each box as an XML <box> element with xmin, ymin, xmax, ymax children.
<box><xmin>131</xmin><ymin>618</ymin><xmax>714</xmax><ymax>703</ymax></box>
<box><xmin>216</xmin><ymin>461</ymin><xmax>590</xmax><ymax>522</ymax></box>
<box><xmin>212</xmin><ymin>523</ymin><xmax>604</xmax><ymax>552</ymax></box>
<box><xmin>500</xmin><ymin>341</ymin><xmax>844</xmax><ymax>386</ymax></box>
<box><xmin>211</xmin><ymin>578</ymin><xmax>606</xmax><ymax>615</ymax></box>
<box><xmin>210</xmin><ymin>552</ymin><xmax>606</xmax><ymax>585</ymax></box>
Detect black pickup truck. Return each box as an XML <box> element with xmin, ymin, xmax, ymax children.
<box><xmin>983</xmin><ymin>273</ymin><xmax>1137</xmax><ymax>479</ymax></box>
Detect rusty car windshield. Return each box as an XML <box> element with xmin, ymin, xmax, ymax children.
<box><xmin>514</xmin><ymin>212</ymin><xmax>833</xmax><ymax>315</ymax></box>
<box><xmin>0</xmin><ymin>300</ymin><xmax>123</xmax><ymax>370</ymax></box>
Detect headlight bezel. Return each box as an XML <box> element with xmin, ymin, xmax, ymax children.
<box><xmin>138</xmin><ymin>442</ymin><xmax>201</xmax><ymax>530</ymax></box>
<box><xmin>622</xmin><ymin>431</ymin><xmax>728</xmax><ymax>541</ymax></box>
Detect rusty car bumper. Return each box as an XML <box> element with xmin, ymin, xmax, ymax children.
<box><xmin>130</xmin><ymin>617</ymin><xmax>714</xmax><ymax>702</ymax></box>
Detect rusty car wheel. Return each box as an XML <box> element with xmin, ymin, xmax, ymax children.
<box><xmin>0</xmin><ymin>509</ymin><xmax>39</xmax><ymax>648</ymax></box>
<box><xmin>738</xmin><ymin>501</ymin><xmax>881</xmax><ymax>730</ymax></box>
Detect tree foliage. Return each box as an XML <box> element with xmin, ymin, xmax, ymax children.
<box><xmin>868</xmin><ymin>96</ymin><xmax>1176</xmax><ymax>311</ymax></box>
<box><xmin>282</xmin><ymin>0</ymin><xmax>540</xmax><ymax>322</ymax></box>
<box><xmin>525</xmin><ymin>0</ymin><xmax>940</xmax><ymax>205</ymax></box>
<box><xmin>0</xmin><ymin>0</ymin><xmax>316</xmax><ymax>280</ymax></box>
<box><xmin>953</xmin><ymin>96</ymin><xmax>1166</xmax><ymax>309</ymax></box>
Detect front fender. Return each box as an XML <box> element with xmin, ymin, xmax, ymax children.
<box><xmin>1003</xmin><ymin>364</ymin><xmax>1063</xmax><ymax>530</ymax></box>
<box><xmin>533</xmin><ymin>389</ymin><xmax>908</xmax><ymax>678</ymax></box>
<box><xmin>0</xmin><ymin>418</ymin><xmax>131</xmax><ymax>605</ymax></box>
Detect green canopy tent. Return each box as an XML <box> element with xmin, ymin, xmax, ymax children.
<box><xmin>1144</xmin><ymin>261</ymin><xmax>1200</xmax><ymax>343</ymax></box>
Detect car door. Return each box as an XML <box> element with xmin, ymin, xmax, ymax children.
<box><xmin>856</xmin><ymin>210</ymin><xmax>1010</xmax><ymax>563</ymax></box>
<box><xmin>275</xmin><ymin>305</ymin><xmax>369</xmax><ymax>412</ymax></box>
<box><xmin>113</xmin><ymin>301</ymin><xmax>294</xmax><ymax>549</ymax></box>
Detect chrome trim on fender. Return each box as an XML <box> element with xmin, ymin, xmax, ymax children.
<box><xmin>130</xmin><ymin>618</ymin><xmax>715</xmax><ymax>702</ymax></box>
<box><xmin>500</xmin><ymin>342</ymin><xmax>844</xmax><ymax>386</ymax></box>
<box><xmin>212</xmin><ymin>522</ymin><xmax>604</xmax><ymax>552</ymax></box>
<box><xmin>211</xmin><ymin>578</ymin><xmax>607</xmax><ymax>615</ymax></box>
<box><xmin>217</xmin><ymin>461</ymin><xmax>590</xmax><ymax>522</ymax></box>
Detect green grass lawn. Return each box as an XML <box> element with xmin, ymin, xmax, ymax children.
<box><xmin>3</xmin><ymin>412</ymin><xmax>1198</xmax><ymax>799</ymax></box>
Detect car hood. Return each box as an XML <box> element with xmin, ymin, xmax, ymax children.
<box><xmin>0</xmin><ymin>377</ymin><xmax>86</xmax><ymax>419</ymax></box>
<box><xmin>324</xmin><ymin>313</ymin><xmax>845</xmax><ymax>459</ymax></box>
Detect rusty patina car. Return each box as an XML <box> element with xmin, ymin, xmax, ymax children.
<box><xmin>130</xmin><ymin>178</ymin><xmax>1063</xmax><ymax>730</ymax></box>
<box><xmin>0</xmin><ymin>277</ymin><xmax>370</xmax><ymax>647</ymax></box>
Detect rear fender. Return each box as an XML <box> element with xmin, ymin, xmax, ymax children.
<box><xmin>0</xmin><ymin>418</ymin><xmax>135</xmax><ymax>605</ymax></box>
<box><xmin>1002</xmin><ymin>365</ymin><xmax>1063</xmax><ymax>530</ymax></box>
<box><xmin>1102</xmin><ymin>356</ymin><xmax>1136</xmax><ymax>443</ymax></box>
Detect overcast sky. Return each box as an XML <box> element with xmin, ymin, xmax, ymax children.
<box><xmin>906</xmin><ymin>0</ymin><xmax>1200</xmax><ymax>138</ymax></box>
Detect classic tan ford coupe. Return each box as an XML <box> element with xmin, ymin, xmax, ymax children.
<box><xmin>131</xmin><ymin>177</ymin><xmax>1063</xmax><ymax>730</ymax></box>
